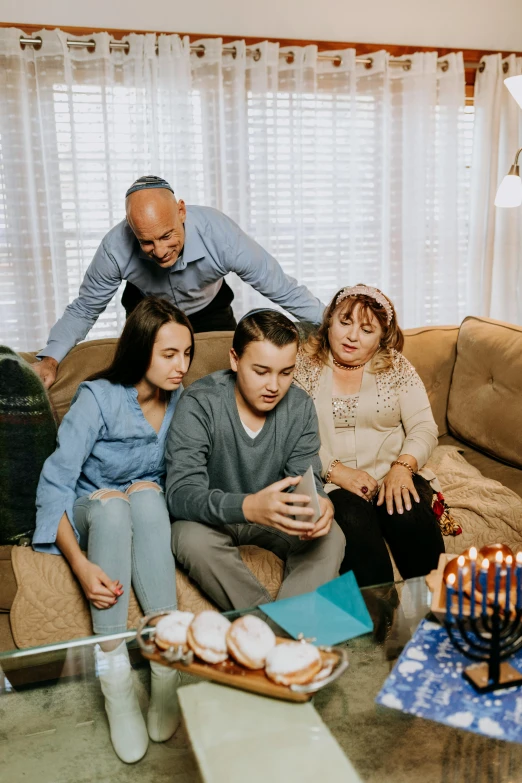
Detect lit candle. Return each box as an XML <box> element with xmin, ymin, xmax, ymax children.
<box><xmin>494</xmin><ymin>550</ymin><xmax>503</xmax><ymax>607</ymax></box>
<box><xmin>481</xmin><ymin>558</ymin><xmax>490</xmax><ymax>615</ymax></box>
<box><xmin>446</xmin><ymin>573</ymin><xmax>456</xmax><ymax>623</ymax></box>
<box><xmin>469</xmin><ymin>546</ymin><xmax>477</xmax><ymax>617</ymax></box>
<box><xmin>505</xmin><ymin>555</ymin><xmax>513</xmax><ymax>616</ymax></box>
<box><xmin>516</xmin><ymin>552</ymin><xmax>522</xmax><ymax>609</ymax></box>
<box><xmin>457</xmin><ymin>555</ymin><xmax>465</xmax><ymax>617</ymax></box>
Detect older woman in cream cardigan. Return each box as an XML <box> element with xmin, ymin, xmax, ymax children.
<box><xmin>293</xmin><ymin>284</ymin><xmax>444</xmax><ymax>587</ymax></box>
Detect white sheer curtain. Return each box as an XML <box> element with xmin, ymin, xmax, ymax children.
<box><xmin>0</xmin><ymin>28</ymin><xmax>470</xmax><ymax>351</ymax></box>
<box><xmin>467</xmin><ymin>54</ymin><xmax>522</xmax><ymax>323</ymax></box>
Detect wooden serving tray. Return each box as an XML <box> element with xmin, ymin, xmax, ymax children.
<box><xmin>136</xmin><ymin>613</ymin><xmax>348</xmax><ymax>703</ymax></box>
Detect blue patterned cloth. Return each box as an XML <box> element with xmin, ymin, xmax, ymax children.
<box><xmin>376</xmin><ymin>619</ymin><xmax>522</xmax><ymax>743</ymax></box>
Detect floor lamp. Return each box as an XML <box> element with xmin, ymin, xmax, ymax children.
<box><xmin>495</xmin><ymin>75</ymin><xmax>522</xmax><ymax>208</ymax></box>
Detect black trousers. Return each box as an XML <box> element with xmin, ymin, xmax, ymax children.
<box><xmin>329</xmin><ymin>474</ymin><xmax>445</xmax><ymax>588</ymax></box>
<box><xmin>121</xmin><ymin>279</ymin><xmax>237</xmax><ymax>333</ymax></box>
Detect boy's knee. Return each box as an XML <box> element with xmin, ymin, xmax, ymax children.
<box><xmin>126</xmin><ymin>481</ymin><xmax>162</xmax><ymax>495</ymax></box>
<box><xmin>330</xmin><ymin>520</ymin><xmax>346</xmax><ymax>549</ymax></box>
<box><xmin>172</xmin><ymin>521</ymin><xmax>227</xmax><ymax>560</ymax></box>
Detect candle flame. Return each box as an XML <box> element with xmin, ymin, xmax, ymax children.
<box><xmin>517</xmin><ymin>552</ymin><xmax>522</xmax><ymax>565</ymax></box>
<box><xmin>469</xmin><ymin>546</ymin><xmax>477</xmax><ymax>560</ymax></box>
<box><xmin>457</xmin><ymin>555</ymin><xmax>465</xmax><ymax>567</ymax></box>
<box><xmin>481</xmin><ymin>558</ymin><xmax>490</xmax><ymax>570</ymax></box>
<box><xmin>495</xmin><ymin>550</ymin><xmax>504</xmax><ymax>564</ymax></box>
<box><xmin>447</xmin><ymin>573</ymin><xmax>456</xmax><ymax>586</ymax></box>
<box><xmin>506</xmin><ymin>555</ymin><xmax>513</xmax><ymax>565</ymax></box>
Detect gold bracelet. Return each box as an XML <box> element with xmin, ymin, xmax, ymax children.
<box><xmin>324</xmin><ymin>459</ymin><xmax>341</xmax><ymax>484</ymax></box>
<box><xmin>391</xmin><ymin>459</ymin><xmax>415</xmax><ymax>476</ymax></box>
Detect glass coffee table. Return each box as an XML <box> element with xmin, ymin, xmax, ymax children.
<box><xmin>2</xmin><ymin>577</ymin><xmax>522</xmax><ymax>782</ymax></box>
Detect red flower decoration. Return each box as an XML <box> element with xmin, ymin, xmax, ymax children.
<box><xmin>432</xmin><ymin>500</ymin><xmax>445</xmax><ymax>519</ymax></box>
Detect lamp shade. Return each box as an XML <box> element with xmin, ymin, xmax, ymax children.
<box><xmin>495</xmin><ymin>174</ymin><xmax>522</xmax><ymax>208</ymax></box>
<box><xmin>505</xmin><ymin>75</ymin><xmax>522</xmax><ymax>109</ymax></box>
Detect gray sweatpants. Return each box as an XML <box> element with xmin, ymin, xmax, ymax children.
<box><xmin>171</xmin><ymin>519</ymin><xmax>345</xmax><ymax>611</ymax></box>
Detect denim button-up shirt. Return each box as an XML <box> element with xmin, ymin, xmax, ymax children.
<box><xmin>33</xmin><ymin>379</ymin><xmax>181</xmax><ymax>555</ymax></box>
<box><xmin>38</xmin><ymin>205</ymin><xmax>325</xmax><ymax>363</ymax></box>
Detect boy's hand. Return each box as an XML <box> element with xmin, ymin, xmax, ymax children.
<box><xmin>299</xmin><ymin>496</ymin><xmax>334</xmax><ymax>540</ymax></box>
<box><xmin>242</xmin><ymin>476</ymin><xmax>316</xmax><ymax>536</ymax></box>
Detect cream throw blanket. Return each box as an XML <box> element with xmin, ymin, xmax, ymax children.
<box><xmin>426</xmin><ymin>446</ymin><xmax>522</xmax><ymax>554</ymax></box>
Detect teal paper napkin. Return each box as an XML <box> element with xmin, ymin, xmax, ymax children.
<box><xmin>259</xmin><ymin>571</ymin><xmax>373</xmax><ymax>646</ymax></box>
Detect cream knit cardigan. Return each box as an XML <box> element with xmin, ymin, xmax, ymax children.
<box><xmin>293</xmin><ymin>348</ymin><xmax>439</xmax><ymax>492</ymax></box>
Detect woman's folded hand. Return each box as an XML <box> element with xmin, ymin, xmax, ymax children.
<box><xmin>73</xmin><ymin>557</ymin><xmax>123</xmax><ymax>610</ymax></box>
<box><xmin>329</xmin><ymin>463</ymin><xmax>378</xmax><ymax>501</ymax></box>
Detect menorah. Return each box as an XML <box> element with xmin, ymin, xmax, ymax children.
<box><xmin>444</xmin><ymin>544</ymin><xmax>522</xmax><ymax>693</ymax></box>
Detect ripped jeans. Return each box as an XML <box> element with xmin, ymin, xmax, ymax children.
<box><xmin>73</xmin><ymin>483</ymin><xmax>177</xmax><ymax>634</ymax></box>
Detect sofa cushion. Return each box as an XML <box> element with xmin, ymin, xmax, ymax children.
<box><xmin>447</xmin><ymin>317</ymin><xmax>522</xmax><ymax>469</ymax></box>
<box><xmin>184</xmin><ymin>331</ymin><xmax>233</xmax><ymax>388</ymax></box>
<box><xmin>402</xmin><ymin>326</ymin><xmax>459</xmax><ymax>437</ymax></box>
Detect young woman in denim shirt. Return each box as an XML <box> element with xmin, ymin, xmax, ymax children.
<box><xmin>34</xmin><ymin>296</ymin><xmax>194</xmax><ymax>763</ymax></box>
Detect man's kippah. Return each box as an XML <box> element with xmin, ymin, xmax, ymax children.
<box><xmin>125</xmin><ymin>175</ymin><xmax>174</xmax><ymax>198</ymax></box>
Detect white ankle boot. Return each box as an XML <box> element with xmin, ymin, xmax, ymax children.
<box><xmin>96</xmin><ymin>641</ymin><xmax>149</xmax><ymax>763</ymax></box>
<box><xmin>147</xmin><ymin>661</ymin><xmax>182</xmax><ymax>742</ymax></box>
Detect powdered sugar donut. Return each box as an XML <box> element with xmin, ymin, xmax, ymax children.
<box><xmin>155</xmin><ymin>611</ymin><xmax>195</xmax><ymax>651</ymax></box>
<box><xmin>265</xmin><ymin>641</ymin><xmax>322</xmax><ymax>686</ymax></box>
<box><xmin>187</xmin><ymin>611</ymin><xmax>231</xmax><ymax>664</ymax></box>
<box><xmin>226</xmin><ymin>615</ymin><xmax>276</xmax><ymax>670</ymax></box>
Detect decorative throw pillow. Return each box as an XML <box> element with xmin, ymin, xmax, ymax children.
<box><xmin>0</xmin><ymin>347</ymin><xmax>57</xmax><ymax>545</ymax></box>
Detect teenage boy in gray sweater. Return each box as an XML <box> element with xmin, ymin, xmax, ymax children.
<box><xmin>165</xmin><ymin>310</ymin><xmax>345</xmax><ymax>610</ymax></box>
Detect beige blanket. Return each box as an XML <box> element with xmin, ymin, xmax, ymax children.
<box><xmin>425</xmin><ymin>446</ymin><xmax>522</xmax><ymax>554</ymax></box>
<box><xmin>10</xmin><ymin>445</ymin><xmax>522</xmax><ymax>648</ymax></box>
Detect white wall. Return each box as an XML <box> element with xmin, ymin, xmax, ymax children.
<box><xmin>2</xmin><ymin>0</ymin><xmax>522</xmax><ymax>52</ymax></box>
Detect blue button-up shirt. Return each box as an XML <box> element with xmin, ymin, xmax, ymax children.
<box><xmin>39</xmin><ymin>206</ymin><xmax>325</xmax><ymax>363</ymax></box>
<box><xmin>33</xmin><ymin>379</ymin><xmax>181</xmax><ymax>555</ymax></box>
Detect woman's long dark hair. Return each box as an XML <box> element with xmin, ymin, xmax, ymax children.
<box><xmin>89</xmin><ymin>296</ymin><xmax>195</xmax><ymax>385</ymax></box>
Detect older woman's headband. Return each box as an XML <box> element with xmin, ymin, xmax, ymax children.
<box><xmin>335</xmin><ymin>285</ymin><xmax>394</xmax><ymax>325</ymax></box>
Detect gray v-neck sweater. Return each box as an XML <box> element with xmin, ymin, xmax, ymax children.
<box><xmin>165</xmin><ymin>370</ymin><xmax>325</xmax><ymax>526</ymax></box>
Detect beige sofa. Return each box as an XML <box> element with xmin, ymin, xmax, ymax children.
<box><xmin>1</xmin><ymin>315</ymin><xmax>521</xmax><ymax>652</ymax></box>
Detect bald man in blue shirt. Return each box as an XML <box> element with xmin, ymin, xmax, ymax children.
<box><xmin>34</xmin><ymin>176</ymin><xmax>325</xmax><ymax>389</ymax></box>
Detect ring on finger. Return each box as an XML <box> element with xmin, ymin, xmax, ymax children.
<box><xmin>400</xmin><ymin>484</ymin><xmax>408</xmax><ymax>490</ymax></box>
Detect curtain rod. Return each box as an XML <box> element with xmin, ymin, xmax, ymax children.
<box><xmin>18</xmin><ymin>35</ymin><xmax>485</xmax><ymax>72</ymax></box>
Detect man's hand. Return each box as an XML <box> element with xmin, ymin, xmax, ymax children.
<box><xmin>242</xmin><ymin>476</ymin><xmax>316</xmax><ymax>536</ymax></box>
<box><xmin>32</xmin><ymin>356</ymin><xmax>59</xmax><ymax>389</ymax></box>
<box><xmin>73</xmin><ymin>557</ymin><xmax>123</xmax><ymax>610</ymax></box>
<box><xmin>299</xmin><ymin>496</ymin><xmax>334</xmax><ymax>540</ymax></box>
